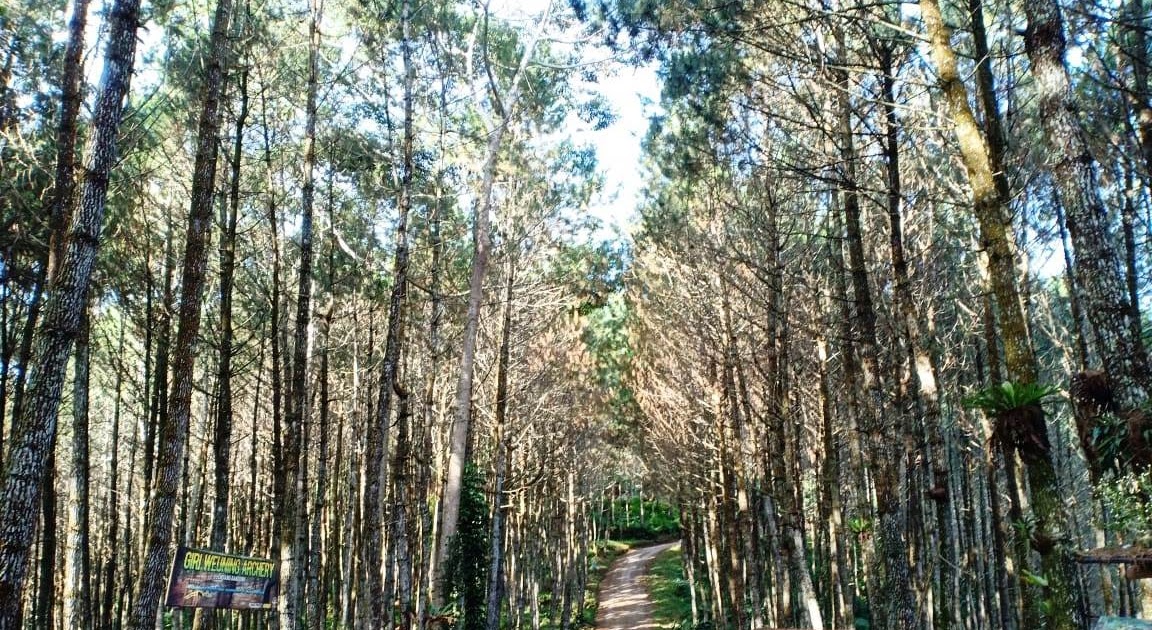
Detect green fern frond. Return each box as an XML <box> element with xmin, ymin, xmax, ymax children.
<box><xmin>963</xmin><ymin>381</ymin><xmax>1060</xmax><ymax>414</ymax></box>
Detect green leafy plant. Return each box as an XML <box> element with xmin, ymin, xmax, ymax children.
<box><xmin>848</xmin><ymin>516</ymin><xmax>872</xmax><ymax>535</ymax></box>
<box><xmin>963</xmin><ymin>381</ymin><xmax>1060</xmax><ymax>414</ymax></box>
<box><xmin>1021</xmin><ymin>569</ymin><xmax>1049</xmax><ymax>588</ymax></box>
<box><xmin>594</xmin><ymin>496</ymin><xmax>681</xmax><ymax>542</ymax></box>
<box><xmin>444</xmin><ymin>464</ymin><xmax>490</xmax><ymax>630</ymax></box>
<box><xmin>966</xmin><ymin>382</ymin><xmax>1062</xmax><ymax>458</ymax></box>
<box><xmin>1010</xmin><ymin>514</ymin><xmax>1037</xmax><ymax>540</ymax></box>
<box><xmin>1089</xmin><ymin>412</ymin><xmax>1131</xmax><ymax>475</ymax></box>
<box><xmin>1097</xmin><ymin>470</ymin><xmax>1152</xmax><ymax>536</ymax></box>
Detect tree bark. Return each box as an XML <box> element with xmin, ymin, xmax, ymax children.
<box><xmin>143</xmin><ymin>227</ymin><xmax>175</xmax><ymax>501</ymax></box>
<box><xmin>259</xmin><ymin>43</ymin><xmax>286</xmax><ymax>601</ymax></box>
<box><xmin>920</xmin><ymin>2</ymin><xmax>1077</xmax><ymax>627</ymax></box>
<box><xmin>1016</xmin><ymin>1</ymin><xmax>1127</xmax><ymax>627</ymax></box>
<box><xmin>99</xmin><ymin>318</ymin><xmax>127</xmax><ymax>630</ymax></box>
<box><xmin>46</xmin><ymin>0</ymin><xmax>91</xmax><ymax>286</ymax></box>
<box><xmin>280</xmin><ymin>3</ymin><xmax>320</xmax><ymax>626</ymax></box>
<box><xmin>1121</xmin><ymin>0</ymin><xmax>1152</xmax><ymax>178</ymax></box>
<box><xmin>485</xmin><ymin>269</ymin><xmax>514</xmax><ymax>630</ymax></box>
<box><xmin>365</xmin><ymin>0</ymin><xmax>416</xmax><ymax>623</ymax></box>
<box><xmin>1021</xmin><ymin>0</ymin><xmax>1150</xmax><ymax>406</ymax></box>
<box><xmin>0</xmin><ymin>18</ymin><xmax>16</xmax><ymax>140</ymax></box>
<box><xmin>192</xmin><ymin>53</ymin><xmax>249</xmax><ymax>630</ymax></box>
<box><xmin>877</xmin><ymin>39</ymin><xmax>955</xmax><ymax>628</ymax></box>
<box><xmin>35</xmin><ymin>443</ymin><xmax>57</xmax><ymax>630</ymax></box>
<box><xmin>306</xmin><ymin>314</ymin><xmax>332</xmax><ymax>630</ymax></box>
<box><xmin>437</xmin><ymin>1</ymin><xmax>551</xmax><ymax>604</ymax></box>
<box><xmin>64</xmin><ymin>302</ymin><xmax>92</xmax><ymax>629</ymax></box>
<box><xmin>919</xmin><ymin>0</ymin><xmax>1036</xmax><ymax>382</ymax></box>
<box><xmin>0</xmin><ymin>0</ymin><xmax>142</xmax><ymax>623</ymax></box>
<box><xmin>816</xmin><ymin>334</ymin><xmax>849</xmax><ymax>627</ymax></box>
<box><xmin>127</xmin><ymin>0</ymin><xmax>233</xmax><ymax>624</ymax></box>
<box><xmin>418</xmin><ymin>107</ymin><xmax>448</xmax><ymax>627</ymax></box>
<box><xmin>834</xmin><ymin>33</ymin><xmax>916</xmax><ymax>626</ymax></box>
<box><xmin>208</xmin><ymin>53</ymin><xmax>250</xmax><ymax>558</ymax></box>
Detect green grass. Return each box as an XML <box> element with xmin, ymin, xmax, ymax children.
<box><xmin>644</xmin><ymin>544</ymin><xmax>693</xmax><ymax>629</ymax></box>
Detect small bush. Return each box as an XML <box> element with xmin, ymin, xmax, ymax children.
<box><xmin>595</xmin><ymin>496</ymin><xmax>681</xmax><ymax>542</ymax></box>
<box><xmin>1097</xmin><ymin>469</ymin><xmax>1152</xmax><ymax>537</ymax></box>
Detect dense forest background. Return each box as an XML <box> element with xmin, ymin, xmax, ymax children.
<box><xmin>0</xmin><ymin>0</ymin><xmax>1150</xmax><ymax>628</ymax></box>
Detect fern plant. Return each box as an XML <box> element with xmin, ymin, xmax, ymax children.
<box><xmin>963</xmin><ymin>381</ymin><xmax>1060</xmax><ymax>414</ymax></box>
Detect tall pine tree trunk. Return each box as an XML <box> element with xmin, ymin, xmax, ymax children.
<box><xmin>1021</xmin><ymin>0</ymin><xmax>1150</xmax><ymax>405</ymax></box>
<box><xmin>920</xmin><ymin>1</ymin><xmax>1076</xmax><ymax>627</ymax></box>
<box><xmin>0</xmin><ymin>0</ymin><xmax>142</xmax><ymax>623</ymax></box>
<box><xmin>1015</xmin><ymin>1</ymin><xmax>1116</xmax><ymax>627</ymax></box>
<box><xmin>100</xmin><ymin>317</ymin><xmax>127</xmax><ymax>630</ymax></box>
<box><xmin>208</xmin><ymin>52</ymin><xmax>249</xmax><ymax>558</ymax></box>
<box><xmin>64</xmin><ymin>302</ymin><xmax>92</xmax><ymax>629</ymax></box>
<box><xmin>306</xmin><ymin>314</ymin><xmax>332</xmax><ymax>630</ymax></box>
<box><xmin>35</xmin><ymin>441</ymin><xmax>57</xmax><ymax>629</ymax></box>
<box><xmin>46</xmin><ymin>0</ymin><xmax>90</xmax><ymax>285</ymax></box>
<box><xmin>834</xmin><ymin>31</ymin><xmax>916</xmax><ymax>626</ymax></box>
<box><xmin>816</xmin><ymin>334</ymin><xmax>849</xmax><ymax>626</ymax></box>
<box><xmin>877</xmin><ymin>40</ymin><xmax>955</xmax><ymax>628</ymax></box>
<box><xmin>969</xmin><ymin>5</ymin><xmax>1024</xmax><ymax>626</ymax></box>
<box><xmin>1121</xmin><ymin>0</ymin><xmax>1152</xmax><ymax>178</ymax></box>
<box><xmin>194</xmin><ymin>51</ymin><xmax>249</xmax><ymax>630</ymax></box>
<box><xmin>485</xmin><ymin>268</ymin><xmax>514</xmax><ymax>630</ymax></box>
<box><xmin>127</xmin><ymin>0</ymin><xmax>233</xmax><ymax>623</ymax></box>
<box><xmin>366</xmin><ymin>0</ymin><xmax>416</xmax><ymax>623</ymax></box>
<box><xmin>437</xmin><ymin>2</ymin><xmax>551</xmax><ymax>603</ymax></box>
<box><xmin>417</xmin><ymin>132</ymin><xmax>448</xmax><ymax>627</ymax></box>
<box><xmin>280</xmin><ymin>3</ymin><xmax>320</xmax><ymax>626</ymax></box>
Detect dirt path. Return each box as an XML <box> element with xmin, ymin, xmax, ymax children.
<box><xmin>595</xmin><ymin>542</ymin><xmax>678</xmax><ymax>630</ymax></box>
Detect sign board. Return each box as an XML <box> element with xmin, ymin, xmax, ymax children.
<box><xmin>165</xmin><ymin>546</ymin><xmax>278</xmax><ymax>609</ymax></box>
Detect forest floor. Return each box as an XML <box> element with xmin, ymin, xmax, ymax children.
<box><xmin>595</xmin><ymin>541</ymin><xmax>678</xmax><ymax>630</ymax></box>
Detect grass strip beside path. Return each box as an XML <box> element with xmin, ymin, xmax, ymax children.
<box><xmin>643</xmin><ymin>543</ymin><xmax>692</xmax><ymax>629</ymax></box>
